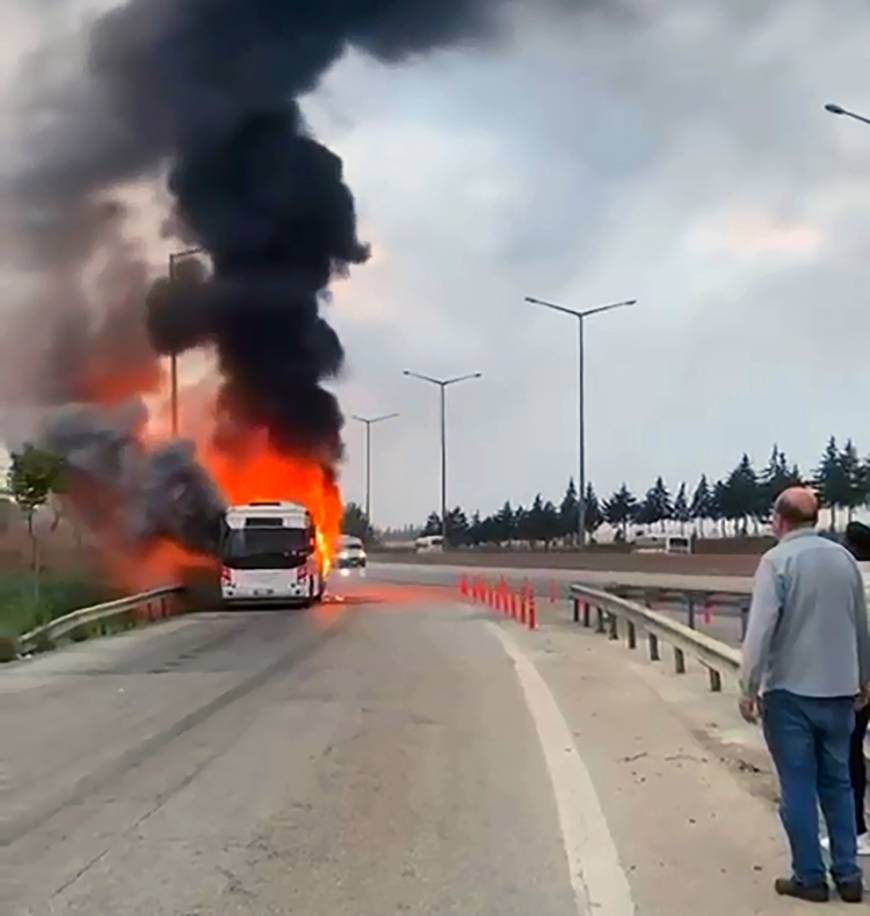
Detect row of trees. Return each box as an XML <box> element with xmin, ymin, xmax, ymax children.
<box><xmin>414</xmin><ymin>437</ymin><xmax>870</xmax><ymax>547</ymax></box>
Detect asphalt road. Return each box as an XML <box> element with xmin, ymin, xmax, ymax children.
<box><xmin>2</xmin><ymin>571</ymin><xmax>858</xmax><ymax>915</ymax></box>
<box><xmin>1</xmin><ymin>581</ymin><xmax>584</xmax><ymax>916</ymax></box>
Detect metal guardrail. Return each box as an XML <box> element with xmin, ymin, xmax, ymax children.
<box><xmin>570</xmin><ymin>583</ymin><xmax>741</xmax><ymax>692</ymax></box>
<box><xmin>604</xmin><ymin>583</ymin><xmax>752</xmax><ymax>639</ymax></box>
<box><xmin>16</xmin><ymin>586</ymin><xmax>185</xmax><ymax>656</ymax></box>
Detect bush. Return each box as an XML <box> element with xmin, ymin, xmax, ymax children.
<box><xmin>0</xmin><ymin>573</ymin><xmax>118</xmax><ymax>638</ymax></box>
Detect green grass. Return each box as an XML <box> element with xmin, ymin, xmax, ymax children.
<box><xmin>0</xmin><ymin>572</ymin><xmax>119</xmax><ymax>639</ymax></box>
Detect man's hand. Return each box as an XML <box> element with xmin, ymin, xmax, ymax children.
<box><xmin>739</xmin><ymin>694</ymin><xmax>759</xmax><ymax>724</ymax></box>
<box><xmin>856</xmin><ymin>684</ymin><xmax>870</xmax><ymax>710</ymax></box>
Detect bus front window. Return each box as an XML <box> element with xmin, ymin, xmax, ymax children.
<box><xmin>222</xmin><ymin>527</ymin><xmax>310</xmax><ymax>569</ymax></box>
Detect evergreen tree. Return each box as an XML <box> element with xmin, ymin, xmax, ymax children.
<box><xmin>342</xmin><ymin>503</ymin><xmax>373</xmax><ymax>542</ymax></box>
<box><xmin>815</xmin><ymin>436</ymin><xmax>849</xmax><ymax>531</ymax></box>
<box><xmin>840</xmin><ymin>439</ymin><xmax>863</xmax><ymax>524</ymax></box>
<box><xmin>712</xmin><ymin>480</ymin><xmax>728</xmax><ymax>536</ymax></box>
<box><xmin>422</xmin><ymin>511</ymin><xmax>442</xmax><ymax>536</ymax></box>
<box><xmin>759</xmin><ymin>445</ymin><xmax>794</xmax><ymax>520</ymax></box>
<box><xmin>642</xmin><ymin>476</ymin><xmax>673</xmax><ymax>532</ymax></box>
<box><xmin>603</xmin><ymin>484</ymin><xmax>637</xmax><ymax>541</ymax></box>
<box><xmin>689</xmin><ymin>474</ymin><xmax>713</xmax><ymax>536</ymax></box>
<box><xmin>559</xmin><ymin>478</ymin><xmax>579</xmax><ymax>541</ymax></box>
<box><xmin>722</xmin><ymin>454</ymin><xmax>759</xmax><ymax>535</ymax></box>
<box><xmin>673</xmin><ymin>482</ymin><xmax>691</xmax><ymax>534</ymax></box>
<box><xmin>584</xmin><ymin>484</ymin><xmax>604</xmax><ymax>537</ymax></box>
<box><xmin>541</xmin><ymin>499</ymin><xmax>562</xmax><ymax>548</ymax></box>
<box><xmin>445</xmin><ymin>506</ymin><xmax>469</xmax><ymax>546</ymax></box>
<box><xmin>493</xmin><ymin>501</ymin><xmax>516</xmax><ymax>544</ymax></box>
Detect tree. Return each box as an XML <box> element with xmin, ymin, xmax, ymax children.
<box><xmin>815</xmin><ymin>436</ymin><xmax>850</xmax><ymax>531</ymax></box>
<box><xmin>673</xmin><ymin>483</ymin><xmax>690</xmax><ymax>535</ymax></box>
<box><xmin>422</xmin><ymin>512</ymin><xmax>442</xmax><ymax>537</ymax></box>
<box><xmin>712</xmin><ymin>480</ymin><xmax>728</xmax><ymax>537</ymax></box>
<box><xmin>689</xmin><ymin>475</ymin><xmax>713</xmax><ymax>537</ymax></box>
<box><xmin>721</xmin><ymin>454</ymin><xmax>759</xmax><ymax>535</ymax></box>
<box><xmin>342</xmin><ymin>502</ymin><xmax>373</xmax><ymax>542</ymax></box>
<box><xmin>445</xmin><ymin>506</ymin><xmax>469</xmax><ymax>546</ymax></box>
<box><xmin>603</xmin><ymin>484</ymin><xmax>637</xmax><ymax>541</ymax></box>
<box><xmin>559</xmin><ymin>478</ymin><xmax>579</xmax><ymax>542</ymax></box>
<box><xmin>641</xmin><ymin>477</ymin><xmax>673</xmax><ymax>532</ymax></box>
<box><xmin>540</xmin><ymin>500</ymin><xmax>562</xmax><ymax>548</ymax></box>
<box><xmin>583</xmin><ymin>484</ymin><xmax>603</xmax><ymax>538</ymax></box>
<box><xmin>759</xmin><ymin>445</ymin><xmax>800</xmax><ymax>520</ymax></box>
<box><xmin>8</xmin><ymin>445</ymin><xmax>66</xmax><ymax>606</ymax></box>
<box><xmin>840</xmin><ymin>439</ymin><xmax>863</xmax><ymax>524</ymax></box>
<box><xmin>493</xmin><ymin>501</ymin><xmax>516</xmax><ymax>544</ymax></box>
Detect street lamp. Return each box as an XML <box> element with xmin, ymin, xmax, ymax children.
<box><xmin>403</xmin><ymin>370</ymin><xmax>482</xmax><ymax>543</ymax></box>
<box><xmin>525</xmin><ymin>295</ymin><xmax>637</xmax><ymax>548</ymax></box>
<box><xmin>167</xmin><ymin>247</ymin><xmax>205</xmax><ymax>436</ymax></box>
<box><xmin>824</xmin><ymin>102</ymin><xmax>870</xmax><ymax>126</ymax></box>
<box><xmin>351</xmin><ymin>413</ymin><xmax>399</xmax><ymax>530</ymax></box>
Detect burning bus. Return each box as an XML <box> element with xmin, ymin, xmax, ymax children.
<box><xmin>219</xmin><ymin>501</ymin><xmax>326</xmax><ymax>607</ymax></box>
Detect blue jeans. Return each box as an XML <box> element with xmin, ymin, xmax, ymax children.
<box><xmin>763</xmin><ymin>690</ymin><xmax>861</xmax><ymax>886</ymax></box>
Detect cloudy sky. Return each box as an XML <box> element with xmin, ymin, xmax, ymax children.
<box><xmin>3</xmin><ymin>0</ymin><xmax>870</xmax><ymax>528</ymax></box>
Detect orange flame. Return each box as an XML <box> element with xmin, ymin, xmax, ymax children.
<box><xmin>202</xmin><ymin>438</ymin><xmax>342</xmax><ymax>575</ymax></box>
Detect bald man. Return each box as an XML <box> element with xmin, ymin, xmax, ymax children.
<box><xmin>741</xmin><ymin>487</ymin><xmax>870</xmax><ymax>903</ymax></box>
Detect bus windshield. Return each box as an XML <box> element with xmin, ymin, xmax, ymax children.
<box><xmin>221</xmin><ymin>527</ymin><xmax>311</xmax><ymax>570</ymax></box>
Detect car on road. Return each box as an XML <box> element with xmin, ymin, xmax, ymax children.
<box><xmin>335</xmin><ymin>535</ymin><xmax>367</xmax><ymax>575</ymax></box>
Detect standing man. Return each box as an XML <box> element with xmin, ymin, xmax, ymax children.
<box><xmin>740</xmin><ymin>487</ymin><xmax>870</xmax><ymax>904</ymax></box>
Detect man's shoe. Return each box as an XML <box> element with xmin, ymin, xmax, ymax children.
<box><xmin>856</xmin><ymin>832</ymin><xmax>870</xmax><ymax>856</ymax></box>
<box><xmin>835</xmin><ymin>879</ymin><xmax>863</xmax><ymax>903</ymax></box>
<box><xmin>774</xmin><ymin>877</ymin><xmax>829</xmax><ymax>902</ymax></box>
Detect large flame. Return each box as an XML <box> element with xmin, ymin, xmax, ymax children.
<box><xmin>202</xmin><ymin>437</ymin><xmax>342</xmax><ymax>575</ymax></box>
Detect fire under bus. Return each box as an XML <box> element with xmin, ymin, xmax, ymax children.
<box><xmin>219</xmin><ymin>501</ymin><xmax>325</xmax><ymax>607</ymax></box>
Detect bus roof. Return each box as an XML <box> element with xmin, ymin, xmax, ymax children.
<box><xmin>224</xmin><ymin>502</ymin><xmax>311</xmax><ymax>529</ymax></box>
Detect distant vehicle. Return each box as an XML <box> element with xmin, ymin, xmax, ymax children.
<box><xmin>415</xmin><ymin>534</ymin><xmax>444</xmax><ymax>554</ymax></box>
<box><xmin>633</xmin><ymin>533</ymin><xmax>693</xmax><ymax>555</ymax></box>
<box><xmin>220</xmin><ymin>501</ymin><xmax>324</xmax><ymax>607</ymax></box>
<box><xmin>336</xmin><ymin>534</ymin><xmax>367</xmax><ymax>575</ymax></box>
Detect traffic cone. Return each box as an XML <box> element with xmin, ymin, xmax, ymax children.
<box><xmin>459</xmin><ymin>575</ymin><xmax>468</xmax><ymax>598</ymax></box>
<box><xmin>528</xmin><ymin>589</ymin><xmax>537</xmax><ymax>630</ymax></box>
<box><xmin>703</xmin><ymin>600</ymin><xmax>713</xmax><ymax>626</ymax></box>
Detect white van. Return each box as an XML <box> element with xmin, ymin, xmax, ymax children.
<box><xmin>220</xmin><ymin>502</ymin><xmax>324</xmax><ymax>606</ymax></box>
<box><xmin>633</xmin><ymin>533</ymin><xmax>692</xmax><ymax>555</ymax></box>
<box><xmin>415</xmin><ymin>535</ymin><xmax>444</xmax><ymax>554</ymax></box>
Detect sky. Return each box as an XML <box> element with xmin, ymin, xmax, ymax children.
<box><xmin>3</xmin><ymin>0</ymin><xmax>870</xmax><ymax>528</ymax></box>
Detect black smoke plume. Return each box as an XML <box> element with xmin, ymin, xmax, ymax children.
<box><xmin>3</xmin><ymin>0</ymin><xmax>526</xmax><ymax>550</ymax></box>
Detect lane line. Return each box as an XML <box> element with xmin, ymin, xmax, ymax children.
<box><xmin>491</xmin><ymin>624</ymin><xmax>636</xmax><ymax>916</ymax></box>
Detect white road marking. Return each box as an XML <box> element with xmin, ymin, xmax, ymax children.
<box><xmin>491</xmin><ymin>624</ymin><xmax>636</xmax><ymax>916</ymax></box>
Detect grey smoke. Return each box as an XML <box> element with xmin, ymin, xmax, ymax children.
<box><xmin>40</xmin><ymin>400</ymin><xmax>225</xmax><ymax>554</ymax></box>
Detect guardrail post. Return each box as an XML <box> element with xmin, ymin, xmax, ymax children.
<box><xmin>707</xmin><ymin>667</ymin><xmax>722</xmax><ymax>692</ymax></box>
<box><xmin>648</xmin><ymin>632</ymin><xmax>660</xmax><ymax>661</ymax></box>
<box><xmin>573</xmin><ymin>598</ymin><xmax>580</xmax><ymax>623</ymax></box>
<box><xmin>627</xmin><ymin>621</ymin><xmax>637</xmax><ymax>650</ymax></box>
<box><xmin>596</xmin><ymin>607</ymin><xmax>605</xmax><ymax>634</ymax></box>
<box><xmin>674</xmin><ymin>647</ymin><xmax>686</xmax><ymax>674</ymax></box>
<box><xmin>583</xmin><ymin>602</ymin><xmax>591</xmax><ymax>628</ymax></box>
<box><xmin>686</xmin><ymin>595</ymin><xmax>696</xmax><ymax>630</ymax></box>
<box><xmin>608</xmin><ymin>613</ymin><xmax>618</xmax><ymax>640</ymax></box>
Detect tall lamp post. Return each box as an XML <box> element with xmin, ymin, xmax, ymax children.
<box><xmin>352</xmin><ymin>413</ymin><xmax>399</xmax><ymax>530</ymax></box>
<box><xmin>825</xmin><ymin>102</ymin><xmax>870</xmax><ymax>126</ymax></box>
<box><xmin>403</xmin><ymin>370</ymin><xmax>482</xmax><ymax>543</ymax></box>
<box><xmin>167</xmin><ymin>247</ymin><xmax>205</xmax><ymax>436</ymax></box>
<box><xmin>525</xmin><ymin>295</ymin><xmax>637</xmax><ymax>548</ymax></box>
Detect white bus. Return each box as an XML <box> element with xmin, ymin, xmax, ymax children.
<box><xmin>219</xmin><ymin>501</ymin><xmax>324</xmax><ymax>606</ymax></box>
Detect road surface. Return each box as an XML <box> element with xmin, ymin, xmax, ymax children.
<box><xmin>0</xmin><ymin>575</ymin><xmax>860</xmax><ymax>914</ymax></box>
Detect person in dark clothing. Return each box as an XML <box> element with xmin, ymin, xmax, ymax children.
<box><xmin>845</xmin><ymin>521</ymin><xmax>870</xmax><ymax>853</ymax></box>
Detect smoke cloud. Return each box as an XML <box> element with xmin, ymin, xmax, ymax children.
<box><xmin>2</xmin><ymin>0</ymin><xmax>554</xmax><ymax>550</ymax></box>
